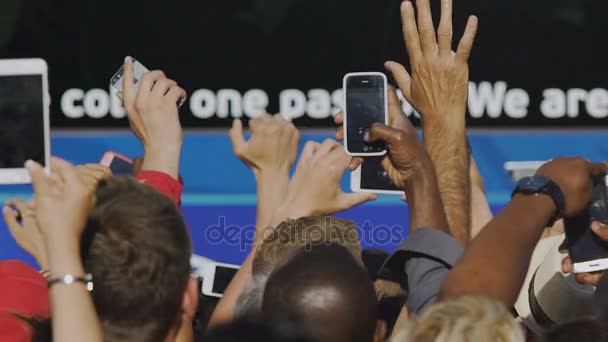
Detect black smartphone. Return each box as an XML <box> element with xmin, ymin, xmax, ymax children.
<box><xmin>564</xmin><ymin>176</ymin><xmax>608</xmax><ymax>273</ymax></box>
<box><xmin>343</xmin><ymin>72</ymin><xmax>388</xmax><ymax>156</ymax></box>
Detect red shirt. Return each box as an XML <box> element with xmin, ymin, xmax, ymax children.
<box><xmin>135</xmin><ymin>171</ymin><xmax>183</xmax><ymax>205</ymax></box>
<box><xmin>0</xmin><ymin>260</ymin><xmax>51</xmax><ymax>341</ymax></box>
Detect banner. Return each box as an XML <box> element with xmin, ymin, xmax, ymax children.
<box><xmin>1</xmin><ymin>0</ymin><xmax>606</xmax><ymax>128</ymax></box>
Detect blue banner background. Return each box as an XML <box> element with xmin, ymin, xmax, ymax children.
<box><xmin>1</xmin><ymin>130</ymin><xmax>606</xmax><ymax>267</ymax></box>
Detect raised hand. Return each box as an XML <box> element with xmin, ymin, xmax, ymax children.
<box><xmin>229</xmin><ymin>115</ymin><xmax>300</xmax><ymax>176</ymax></box>
<box><xmin>278</xmin><ymin>139</ymin><xmax>376</xmax><ymax>218</ymax></box>
<box><xmin>120</xmin><ymin>56</ymin><xmax>186</xmax><ymax>179</ymax></box>
<box><xmin>386</xmin><ymin>0</ymin><xmax>478</xmax><ymax>125</ymax></box>
<box><xmin>536</xmin><ymin>158</ymin><xmax>608</xmax><ymax>217</ymax></box>
<box><xmin>3</xmin><ymin>199</ymin><xmax>48</xmax><ymax>269</ymax></box>
<box><xmin>76</xmin><ymin>164</ymin><xmax>111</xmax><ymax>192</ymax></box>
<box><xmin>364</xmin><ymin>88</ymin><xmax>430</xmax><ymax>189</ymax></box>
<box><xmin>27</xmin><ymin>158</ymin><xmax>95</xmax><ymax>244</ymax></box>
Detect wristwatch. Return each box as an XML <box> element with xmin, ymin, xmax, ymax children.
<box><xmin>512</xmin><ymin>176</ymin><xmax>565</xmax><ymax>225</ymax></box>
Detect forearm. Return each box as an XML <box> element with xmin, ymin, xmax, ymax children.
<box><xmin>423</xmin><ymin>120</ymin><xmax>470</xmax><ymax>244</ymax></box>
<box><xmin>405</xmin><ymin>160</ymin><xmax>449</xmax><ymax>234</ymax></box>
<box><xmin>470</xmin><ymin>184</ymin><xmax>493</xmax><ymax>240</ymax></box>
<box><xmin>46</xmin><ymin>238</ymin><xmax>102</xmax><ymax>342</ymax></box>
<box><xmin>439</xmin><ymin>194</ymin><xmax>555</xmax><ymax>307</ymax></box>
<box><xmin>208</xmin><ymin>251</ymin><xmax>254</xmax><ymax>329</ymax></box>
<box><xmin>208</xmin><ymin>167</ymin><xmax>290</xmax><ymax>327</ymax></box>
<box><xmin>142</xmin><ymin>144</ymin><xmax>182</xmax><ymax>180</ymax></box>
<box><xmin>254</xmin><ymin>168</ymin><xmax>289</xmax><ymax>244</ymax></box>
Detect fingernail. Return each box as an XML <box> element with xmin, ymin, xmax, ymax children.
<box><xmin>363</xmin><ymin>132</ymin><xmax>370</xmax><ymax>142</ymax></box>
<box><xmin>402</xmin><ymin>1</ymin><xmax>412</xmax><ymax>8</ymax></box>
<box><xmin>124</xmin><ymin>56</ymin><xmax>131</xmax><ymax>64</ymax></box>
<box><xmin>24</xmin><ymin>160</ymin><xmax>37</xmax><ymax>171</ymax></box>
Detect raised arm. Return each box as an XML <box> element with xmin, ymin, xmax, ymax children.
<box><xmin>365</xmin><ymin>88</ymin><xmax>448</xmax><ymax>234</ymax></box>
<box><xmin>209</xmin><ymin>115</ymin><xmax>299</xmax><ymax>327</ymax></box>
<box><xmin>440</xmin><ymin>157</ymin><xmax>607</xmax><ymax>307</ymax></box>
<box><xmin>27</xmin><ymin>158</ymin><xmax>102</xmax><ymax>342</ymax></box>
<box><xmin>120</xmin><ymin>56</ymin><xmax>186</xmax><ymax>203</ymax></box>
<box><xmin>386</xmin><ymin>0</ymin><xmax>479</xmax><ymax>244</ymax></box>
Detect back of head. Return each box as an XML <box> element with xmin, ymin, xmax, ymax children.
<box><xmin>543</xmin><ymin>319</ymin><xmax>608</xmax><ymax>342</ymax></box>
<box><xmin>81</xmin><ymin>177</ymin><xmax>192</xmax><ymax>341</ymax></box>
<box><xmin>237</xmin><ymin>216</ymin><xmax>363</xmax><ymax>318</ymax></box>
<box><xmin>253</xmin><ymin>216</ymin><xmax>363</xmax><ymax>277</ymax></box>
<box><xmin>392</xmin><ymin>296</ymin><xmax>524</xmax><ymax>342</ymax></box>
<box><xmin>262</xmin><ymin>243</ymin><xmax>377</xmax><ymax>342</ymax></box>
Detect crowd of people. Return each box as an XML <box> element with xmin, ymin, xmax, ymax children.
<box><xmin>2</xmin><ymin>0</ymin><xmax>608</xmax><ymax>341</ymax></box>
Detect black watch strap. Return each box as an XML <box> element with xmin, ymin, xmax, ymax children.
<box><xmin>512</xmin><ymin>176</ymin><xmax>565</xmax><ymax>225</ymax></box>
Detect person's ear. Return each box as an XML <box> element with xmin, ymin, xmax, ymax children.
<box><xmin>181</xmin><ymin>277</ymin><xmax>199</xmax><ymax>320</ymax></box>
<box><xmin>374</xmin><ymin>320</ymin><xmax>388</xmax><ymax>342</ymax></box>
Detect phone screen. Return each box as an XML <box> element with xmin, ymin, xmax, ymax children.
<box><xmin>212</xmin><ymin>265</ymin><xmax>239</xmax><ymax>295</ymax></box>
<box><xmin>109</xmin><ymin>157</ymin><xmax>134</xmax><ymax>175</ymax></box>
<box><xmin>345</xmin><ymin>75</ymin><xmax>386</xmax><ymax>154</ymax></box>
<box><xmin>360</xmin><ymin>158</ymin><xmax>401</xmax><ymax>192</ymax></box>
<box><xmin>0</xmin><ymin>75</ymin><xmax>45</xmax><ymax>168</ymax></box>
<box><xmin>565</xmin><ymin>215</ymin><xmax>608</xmax><ymax>268</ymax></box>
<box><xmin>565</xmin><ymin>179</ymin><xmax>608</xmax><ymax>271</ymax></box>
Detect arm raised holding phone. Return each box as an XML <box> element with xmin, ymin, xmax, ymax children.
<box><xmin>120</xmin><ymin>56</ymin><xmax>186</xmax><ymax>181</ymax></box>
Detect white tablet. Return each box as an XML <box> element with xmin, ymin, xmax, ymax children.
<box><xmin>0</xmin><ymin>59</ymin><xmax>50</xmax><ymax>184</ymax></box>
<box><xmin>351</xmin><ymin>158</ymin><xmax>404</xmax><ymax>196</ymax></box>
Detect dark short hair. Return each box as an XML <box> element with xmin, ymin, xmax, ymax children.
<box><xmin>262</xmin><ymin>243</ymin><xmax>377</xmax><ymax>342</ymax></box>
<box><xmin>81</xmin><ymin>176</ymin><xmax>192</xmax><ymax>341</ymax></box>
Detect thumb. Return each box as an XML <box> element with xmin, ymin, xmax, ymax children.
<box><xmin>385</xmin><ymin>61</ymin><xmax>411</xmax><ymax>100</ymax></box>
<box><xmin>25</xmin><ymin>160</ymin><xmax>51</xmax><ymax>195</ymax></box>
<box><xmin>228</xmin><ymin>119</ymin><xmax>247</xmax><ymax>156</ymax></box>
<box><xmin>591</xmin><ymin>221</ymin><xmax>608</xmax><ymax>241</ymax></box>
<box><xmin>590</xmin><ymin>162</ymin><xmax>608</xmax><ymax>178</ymax></box>
<box><xmin>122</xmin><ymin>56</ymin><xmax>136</xmax><ymax>108</ymax></box>
<box><xmin>365</xmin><ymin>123</ymin><xmax>402</xmax><ymax>145</ymax></box>
<box><xmin>338</xmin><ymin>192</ymin><xmax>377</xmax><ymax>210</ymax></box>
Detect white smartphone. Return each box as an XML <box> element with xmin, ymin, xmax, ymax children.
<box><xmin>0</xmin><ymin>59</ymin><xmax>50</xmax><ymax>184</ymax></box>
<box><xmin>343</xmin><ymin>72</ymin><xmax>388</xmax><ymax>157</ymax></box>
<box><xmin>351</xmin><ymin>158</ymin><xmax>404</xmax><ymax>196</ymax></box>
<box><xmin>110</xmin><ymin>58</ymin><xmax>184</xmax><ymax>108</ymax></box>
<box><xmin>191</xmin><ymin>255</ymin><xmax>240</xmax><ymax>298</ymax></box>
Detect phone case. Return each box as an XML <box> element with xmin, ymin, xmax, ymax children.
<box><xmin>343</xmin><ymin>72</ymin><xmax>388</xmax><ymax>157</ymax></box>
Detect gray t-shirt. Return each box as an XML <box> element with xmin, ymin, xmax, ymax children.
<box><xmin>380</xmin><ymin>228</ymin><xmax>464</xmax><ymax>315</ymax></box>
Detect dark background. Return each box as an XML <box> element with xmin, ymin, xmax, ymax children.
<box><xmin>0</xmin><ymin>0</ymin><xmax>607</xmax><ymax>128</ymax></box>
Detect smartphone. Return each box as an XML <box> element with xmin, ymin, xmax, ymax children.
<box><xmin>565</xmin><ymin>176</ymin><xmax>608</xmax><ymax>273</ymax></box>
<box><xmin>504</xmin><ymin>161</ymin><xmax>548</xmax><ymax>182</ymax></box>
<box><xmin>351</xmin><ymin>158</ymin><xmax>404</xmax><ymax>195</ymax></box>
<box><xmin>191</xmin><ymin>255</ymin><xmax>240</xmax><ymax>298</ymax></box>
<box><xmin>100</xmin><ymin>151</ymin><xmax>134</xmax><ymax>175</ymax></box>
<box><xmin>110</xmin><ymin>58</ymin><xmax>184</xmax><ymax>108</ymax></box>
<box><xmin>343</xmin><ymin>72</ymin><xmax>388</xmax><ymax>156</ymax></box>
<box><xmin>0</xmin><ymin>59</ymin><xmax>50</xmax><ymax>184</ymax></box>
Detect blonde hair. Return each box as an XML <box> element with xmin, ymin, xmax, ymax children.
<box><xmin>252</xmin><ymin>216</ymin><xmax>362</xmax><ymax>277</ymax></box>
<box><xmin>391</xmin><ymin>296</ymin><xmax>524</xmax><ymax>342</ymax></box>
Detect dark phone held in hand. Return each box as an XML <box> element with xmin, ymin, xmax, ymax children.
<box><xmin>564</xmin><ymin>176</ymin><xmax>608</xmax><ymax>273</ymax></box>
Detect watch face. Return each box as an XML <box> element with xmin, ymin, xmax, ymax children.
<box><xmin>519</xmin><ymin>176</ymin><xmax>551</xmax><ymax>192</ymax></box>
